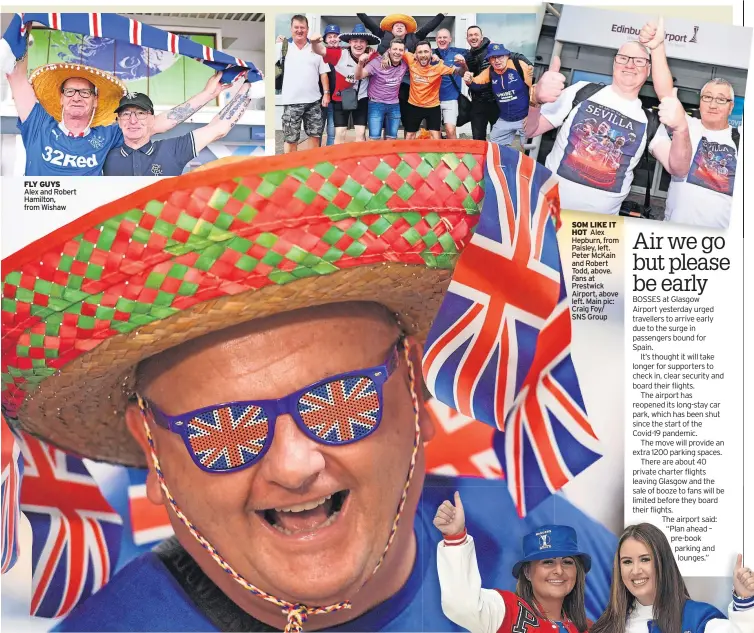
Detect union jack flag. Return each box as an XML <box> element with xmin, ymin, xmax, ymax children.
<box><xmin>187</xmin><ymin>405</ymin><xmax>269</xmax><ymax>470</ymax></box>
<box><xmin>19</xmin><ymin>433</ymin><xmax>123</xmax><ymax>618</ymax></box>
<box><xmin>1</xmin><ymin>415</ymin><xmax>23</xmax><ymax>573</ymax></box>
<box><xmin>422</xmin><ymin>143</ymin><xmax>601</xmax><ymax>516</ymax></box>
<box><xmin>299</xmin><ymin>377</ymin><xmax>380</xmax><ymax>443</ymax></box>
<box><xmin>1</xmin><ymin>13</ymin><xmax>263</xmax><ymax>84</ymax></box>
<box><xmin>424</xmin><ymin>399</ymin><xmax>503</xmax><ymax>480</ymax></box>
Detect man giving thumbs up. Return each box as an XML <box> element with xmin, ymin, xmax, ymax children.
<box><xmin>524</xmin><ymin>21</ymin><xmax>673</xmax><ymax>216</ymax></box>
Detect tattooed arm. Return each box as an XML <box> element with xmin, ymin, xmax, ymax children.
<box><xmin>152</xmin><ymin>71</ymin><xmax>231</xmax><ymax>134</ymax></box>
<box><xmin>6</xmin><ymin>30</ymin><xmax>37</xmax><ymax>123</ymax></box>
<box><xmin>191</xmin><ymin>82</ymin><xmax>253</xmax><ymax>152</ymax></box>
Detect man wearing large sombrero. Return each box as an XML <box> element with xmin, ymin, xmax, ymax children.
<box><xmin>5</xmin><ymin>49</ymin><xmax>232</xmax><ymax>176</ymax></box>
<box><xmin>356</xmin><ymin>12</ymin><xmax>447</xmax><ymax>127</ymax></box>
<box><xmin>3</xmin><ymin>141</ymin><xmax>615</xmax><ymax>631</ymax></box>
<box><xmin>356</xmin><ymin>12</ymin><xmax>446</xmax><ymax>55</ymax></box>
<box><xmin>311</xmin><ymin>24</ymin><xmax>380</xmax><ymax>144</ymax></box>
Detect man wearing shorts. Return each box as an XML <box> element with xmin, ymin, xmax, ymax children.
<box><xmin>434</xmin><ymin>29</ymin><xmax>468</xmax><ymax>139</ymax></box>
<box><xmin>355</xmin><ymin>38</ymin><xmax>408</xmax><ymax>140</ymax></box>
<box><xmin>401</xmin><ymin>41</ymin><xmax>464</xmax><ymax>140</ymax></box>
<box><xmin>312</xmin><ymin>24</ymin><xmax>379</xmax><ymax>144</ymax></box>
<box><xmin>279</xmin><ymin>15</ymin><xmax>330</xmax><ymax>153</ymax></box>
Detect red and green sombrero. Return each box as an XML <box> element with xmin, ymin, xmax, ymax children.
<box><xmin>1</xmin><ymin>140</ymin><xmax>490</xmax><ymax>466</ymax></box>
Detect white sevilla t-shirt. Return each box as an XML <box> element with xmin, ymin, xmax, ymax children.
<box><xmin>541</xmin><ymin>82</ymin><xmax>648</xmax><ymax>215</ymax></box>
<box><xmin>650</xmin><ymin>115</ymin><xmax>737</xmax><ymax>229</ymax></box>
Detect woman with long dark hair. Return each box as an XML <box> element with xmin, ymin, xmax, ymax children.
<box><xmin>592</xmin><ymin>523</ymin><xmax>754</xmax><ymax>633</ymax></box>
<box><xmin>434</xmin><ymin>492</ymin><xmax>592</xmax><ymax>633</ymax></box>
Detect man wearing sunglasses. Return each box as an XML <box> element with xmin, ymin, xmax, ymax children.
<box><xmin>5</xmin><ymin>36</ymin><xmax>233</xmax><ymax>176</ymax></box>
<box><xmin>103</xmin><ymin>84</ymin><xmax>254</xmax><ymax>176</ymax></box>
<box><xmin>525</xmin><ymin>21</ymin><xmax>689</xmax><ymax>215</ymax></box>
<box><xmin>17</xmin><ymin>146</ymin><xmax>619</xmax><ymax>631</ymax></box>
<box><xmin>50</xmin><ymin>305</ymin><xmax>615</xmax><ymax>633</ymax></box>
<box><xmin>647</xmin><ymin>44</ymin><xmax>739</xmax><ymax>228</ymax></box>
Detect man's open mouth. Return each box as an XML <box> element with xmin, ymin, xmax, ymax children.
<box><xmin>262</xmin><ymin>490</ymin><xmax>349</xmax><ymax>535</ymax></box>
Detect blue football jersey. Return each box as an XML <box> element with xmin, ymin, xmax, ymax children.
<box><xmin>18</xmin><ymin>103</ymin><xmax>124</xmax><ymax>176</ymax></box>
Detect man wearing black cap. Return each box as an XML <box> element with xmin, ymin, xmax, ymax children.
<box><xmin>103</xmin><ymin>83</ymin><xmax>253</xmax><ymax>177</ymax></box>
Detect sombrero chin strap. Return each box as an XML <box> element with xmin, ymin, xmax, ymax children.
<box><xmin>138</xmin><ymin>344</ymin><xmax>421</xmax><ymax>632</ymax></box>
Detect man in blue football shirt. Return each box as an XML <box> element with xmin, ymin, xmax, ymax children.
<box><xmin>103</xmin><ymin>84</ymin><xmax>254</xmax><ymax>177</ymax></box>
<box><xmin>51</xmin><ymin>311</ymin><xmax>615</xmax><ymax>632</ymax></box>
<box><xmin>5</xmin><ymin>144</ymin><xmax>615</xmax><ymax>632</ymax></box>
<box><xmin>434</xmin><ymin>28</ymin><xmax>468</xmax><ymax>140</ymax></box>
<box><xmin>5</xmin><ymin>52</ymin><xmax>231</xmax><ymax>176</ymax></box>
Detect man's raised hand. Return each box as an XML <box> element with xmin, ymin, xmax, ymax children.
<box><xmin>534</xmin><ymin>55</ymin><xmax>566</xmax><ymax>105</ymax></box>
<box><xmin>658</xmin><ymin>88</ymin><xmax>688</xmax><ymax>132</ymax></box>
<box><xmin>639</xmin><ymin>17</ymin><xmax>665</xmax><ymax>50</ymax></box>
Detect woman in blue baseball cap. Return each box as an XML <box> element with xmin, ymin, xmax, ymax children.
<box><xmin>591</xmin><ymin>523</ymin><xmax>753</xmax><ymax>633</ymax></box>
<box><xmin>435</xmin><ymin>492</ymin><xmax>592</xmax><ymax>633</ymax></box>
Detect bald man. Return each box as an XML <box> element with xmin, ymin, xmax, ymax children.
<box><xmin>525</xmin><ymin>22</ymin><xmax>691</xmax><ymax>215</ymax></box>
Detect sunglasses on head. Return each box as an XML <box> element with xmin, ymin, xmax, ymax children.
<box><xmin>137</xmin><ymin>338</ymin><xmax>404</xmax><ymax>474</ymax></box>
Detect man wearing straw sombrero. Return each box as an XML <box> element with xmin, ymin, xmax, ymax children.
<box><xmin>356</xmin><ymin>12</ymin><xmax>447</xmax><ymax>55</ymax></box>
<box><xmin>5</xmin><ymin>46</ymin><xmax>232</xmax><ymax>177</ymax></box>
<box><xmin>3</xmin><ymin>141</ymin><xmax>615</xmax><ymax>631</ymax></box>
<box><xmin>356</xmin><ymin>12</ymin><xmax>448</xmax><ymax>127</ymax></box>
<box><xmin>311</xmin><ymin>24</ymin><xmax>381</xmax><ymax>144</ymax></box>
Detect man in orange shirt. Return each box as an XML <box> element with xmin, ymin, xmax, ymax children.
<box><xmin>400</xmin><ymin>41</ymin><xmax>466</xmax><ymax>140</ymax></box>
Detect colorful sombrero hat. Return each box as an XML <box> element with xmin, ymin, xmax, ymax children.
<box><xmin>1</xmin><ymin>140</ymin><xmax>487</xmax><ymax>466</ymax></box>
<box><xmin>29</xmin><ymin>63</ymin><xmax>126</xmax><ymax>127</ymax></box>
<box><xmin>339</xmin><ymin>23</ymin><xmax>381</xmax><ymax>45</ymax></box>
<box><xmin>380</xmin><ymin>14</ymin><xmax>418</xmax><ymax>34</ymax></box>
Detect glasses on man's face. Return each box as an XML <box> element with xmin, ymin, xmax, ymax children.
<box><xmin>614</xmin><ymin>54</ymin><xmax>650</xmax><ymax>68</ymax></box>
<box><xmin>138</xmin><ymin>339</ymin><xmax>404</xmax><ymax>473</ymax></box>
<box><xmin>62</xmin><ymin>88</ymin><xmax>96</xmax><ymax>98</ymax></box>
<box><xmin>118</xmin><ymin>110</ymin><xmax>149</xmax><ymax>121</ymax></box>
<box><xmin>700</xmin><ymin>95</ymin><xmax>733</xmax><ymax>105</ymax></box>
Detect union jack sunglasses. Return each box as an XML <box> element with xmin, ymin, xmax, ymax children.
<box><xmin>137</xmin><ymin>339</ymin><xmax>403</xmax><ymax>474</ymax></box>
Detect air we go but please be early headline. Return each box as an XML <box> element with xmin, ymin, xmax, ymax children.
<box><xmin>631</xmin><ymin>232</ymin><xmax>730</xmax><ymax>297</ymax></box>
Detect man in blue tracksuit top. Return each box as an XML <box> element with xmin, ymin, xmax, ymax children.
<box><xmin>434</xmin><ymin>28</ymin><xmax>469</xmax><ymax>139</ymax></box>
<box><xmin>465</xmin><ymin>42</ymin><xmax>533</xmax><ymax>147</ymax></box>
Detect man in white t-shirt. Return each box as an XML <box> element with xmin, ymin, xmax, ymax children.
<box><xmin>651</xmin><ymin>80</ymin><xmax>738</xmax><ymax>229</ymax></box>
<box><xmin>278</xmin><ymin>15</ymin><xmax>331</xmax><ymax>153</ymax></box>
<box><xmin>525</xmin><ymin>21</ymin><xmax>691</xmax><ymax>215</ymax></box>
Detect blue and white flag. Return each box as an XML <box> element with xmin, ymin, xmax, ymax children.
<box><xmin>1</xmin><ymin>13</ymin><xmax>263</xmax><ymax>84</ymax></box>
